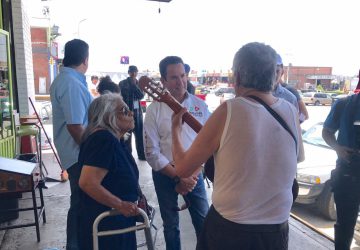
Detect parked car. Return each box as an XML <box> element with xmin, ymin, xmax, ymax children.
<box><xmin>302</xmin><ymin>92</ymin><xmax>333</xmax><ymax>106</ymax></box>
<box><xmin>331</xmin><ymin>93</ymin><xmax>349</xmax><ymax>104</ymax></box>
<box><xmin>214</xmin><ymin>87</ymin><xmax>235</xmax><ymax>97</ymax></box>
<box><xmin>296</xmin><ymin>122</ymin><xmax>337</xmax><ymax>220</ymax></box>
<box><xmin>195</xmin><ymin>86</ymin><xmax>209</xmax><ymax>95</ymax></box>
<box><xmin>220</xmin><ymin>93</ymin><xmax>236</xmax><ymax>104</ymax></box>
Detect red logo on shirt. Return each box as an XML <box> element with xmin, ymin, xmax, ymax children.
<box><xmin>194</xmin><ymin>106</ymin><xmax>200</xmax><ymax>111</ymax></box>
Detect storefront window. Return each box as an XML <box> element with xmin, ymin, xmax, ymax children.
<box><xmin>0</xmin><ymin>31</ymin><xmax>12</xmax><ymax>139</ymax></box>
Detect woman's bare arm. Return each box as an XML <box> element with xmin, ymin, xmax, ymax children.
<box><xmin>79</xmin><ymin>165</ymin><xmax>138</xmax><ymax>217</ymax></box>
<box><xmin>172</xmin><ymin>102</ymin><xmax>227</xmax><ymax>178</ymax></box>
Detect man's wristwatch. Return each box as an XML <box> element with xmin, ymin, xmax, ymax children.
<box><xmin>173</xmin><ymin>176</ymin><xmax>181</xmax><ymax>184</ymax></box>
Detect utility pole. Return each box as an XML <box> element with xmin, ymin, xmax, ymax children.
<box><xmin>77</xmin><ymin>18</ymin><xmax>87</xmax><ymax>38</ymax></box>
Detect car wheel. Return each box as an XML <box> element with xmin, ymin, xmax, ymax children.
<box><xmin>315</xmin><ymin>100</ymin><xmax>320</xmax><ymax>106</ymax></box>
<box><xmin>317</xmin><ymin>183</ymin><xmax>337</xmax><ymax>221</ymax></box>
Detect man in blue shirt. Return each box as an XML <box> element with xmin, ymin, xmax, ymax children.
<box><xmin>276</xmin><ymin>54</ymin><xmax>309</xmax><ymax>123</ymax></box>
<box><xmin>50</xmin><ymin>39</ymin><xmax>92</xmax><ymax>250</ymax></box>
<box><xmin>273</xmin><ymin>54</ymin><xmax>299</xmax><ymax>112</ymax></box>
<box><xmin>323</xmin><ymin>93</ymin><xmax>360</xmax><ymax>250</ymax></box>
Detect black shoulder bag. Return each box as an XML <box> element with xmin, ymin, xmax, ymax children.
<box><xmin>247</xmin><ymin>95</ymin><xmax>299</xmax><ymax>202</ymax></box>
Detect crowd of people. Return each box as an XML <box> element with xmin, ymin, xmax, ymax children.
<box><xmin>50</xmin><ymin>38</ymin><xmax>359</xmax><ymax>250</ymax></box>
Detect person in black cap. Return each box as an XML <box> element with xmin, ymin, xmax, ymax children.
<box><xmin>119</xmin><ymin>65</ymin><xmax>146</xmax><ymax>160</ymax></box>
<box><xmin>184</xmin><ymin>63</ymin><xmax>195</xmax><ymax>94</ymax></box>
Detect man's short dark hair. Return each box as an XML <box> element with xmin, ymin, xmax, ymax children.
<box><xmin>63</xmin><ymin>39</ymin><xmax>89</xmax><ymax>67</ymax></box>
<box><xmin>159</xmin><ymin>56</ymin><xmax>184</xmax><ymax>80</ymax></box>
<box><xmin>184</xmin><ymin>64</ymin><xmax>190</xmax><ymax>74</ymax></box>
<box><xmin>97</xmin><ymin>76</ymin><xmax>120</xmax><ymax>95</ymax></box>
<box><xmin>232</xmin><ymin>42</ymin><xmax>277</xmax><ymax>92</ymax></box>
<box><xmin>91</xmin><ymin>75</ymin><xmax>99</xmax><ymax>81</ymax></box>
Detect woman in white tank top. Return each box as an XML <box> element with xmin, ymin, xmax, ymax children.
<box><xmin>171</xmin><ymin>42</ymin><xmax>305</xmax><ymax>250</ymax></box>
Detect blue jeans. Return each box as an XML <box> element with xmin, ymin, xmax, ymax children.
<box><xmin>152</xmin><ymin>170</ymin><xmax>209</xmax><ymax>250</ymax></box>
<box><xmin>66</xmin><ymin>163</ymin><xmax>81</xmax><ymax>250</ymax></box>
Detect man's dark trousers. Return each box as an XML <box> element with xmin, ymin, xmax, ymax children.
<box><xmin>333</xmin><ymin>175</ymin><xmax>360</xmax><ymax>250</ymax></box>
<box><xmin>66</xmin><ymin>163</ymin><xmax>82</xmax><ymax>250</ymax></box>
<box><xmin>125</xmin><ymin>108</ymin><xmax>145</xmax><ymax>159</ymax></box>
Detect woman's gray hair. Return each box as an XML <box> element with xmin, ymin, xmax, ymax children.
<box><xmin>81</xmin><ymin>93</ymin><xmax>127</xmax><ymax>142</ymax></box>
<box><xmin>232</xmin><ymin>42</ymin><xmax>277</xmax><ymax>92</ymax></box>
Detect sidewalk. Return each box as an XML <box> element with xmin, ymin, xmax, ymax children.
<box><xmin>0</xmin><ymin>148</ymin><xmax>334</xmax><ymax>250</ymax></box>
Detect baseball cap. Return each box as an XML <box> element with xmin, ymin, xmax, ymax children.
<box><xmin>276</xmin><ymin>54</ymin><xmax>283</xmax><ymax>65</ymax></box>
<box><xmin>128</xmin><ymin>65</ymin><xmax>138</xmax><ymax>73</ymax></box>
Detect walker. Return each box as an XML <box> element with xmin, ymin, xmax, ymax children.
<box><xmin>92</xmin><ymin>208</ymin><xmax>155</xmax><ymax>250</ymax></box>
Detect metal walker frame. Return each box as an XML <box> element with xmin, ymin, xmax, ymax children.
<box><xmin>93</xmin><ymin>208</ymin><xmax>155</xmax><ymax>250</ymax></box>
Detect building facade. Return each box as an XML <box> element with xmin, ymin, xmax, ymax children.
<box><xmin>0</xmin><ymin>0</ymin><xmax>35</xmax><ymax>158</ymax></box>
<box><xmin>31</xmin><ymin>26</ymin><xmax>58</xmax><ymax>95</ymax></box>
<box><xmin>283</xmin><ymin>66</ymin><xmax>334</xmax><ymax>90</ymax></box>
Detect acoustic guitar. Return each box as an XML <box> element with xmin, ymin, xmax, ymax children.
<box><xmin>138</xmin><ymin>76</ymin><xmax>215</xmax><ymax>209</ymax></box>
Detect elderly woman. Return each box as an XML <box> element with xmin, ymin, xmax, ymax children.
<box><xmin>171</xmin><ymin>42</ymin><xmax>305</xmax><ymax>250</ymax></box>
<box><xmin>78</xmin><ymin>93</ymin><xmax>139</xmax><ymax>250</ymax></box>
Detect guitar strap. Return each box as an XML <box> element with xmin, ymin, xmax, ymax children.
<box><xmin>247</xmin><ymin>95</ymin><xmax>299</xmax><ymax>202</ymax></box>
<box><xmin>247</xmin><ymin>95</ymin><xmax>297</xmax><ymax>151</ymax></box>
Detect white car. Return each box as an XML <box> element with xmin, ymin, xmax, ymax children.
<box><xmin>296</xmin><ymin>122</ymin><xmax>337</xmax><ymax>220</ymax></box>
<box><xmin>303</xmin><ymin>92</ymin><xmax>333</xmax><ymax>106</ymax></box>
<box><xmin>220</xmin><ymin>93</ymin><xmax>236</xmax><ymax>104</ymax></box>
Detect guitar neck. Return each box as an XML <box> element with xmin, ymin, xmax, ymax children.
<box><xmin>138</xmin><ymin>76</ymin><xmax>203</xmax><ymax>133</ymax></box>
<box><xmin>165</xmin><ymin>96</ymin><xmax>203</xmax><ymax>133</ymax></box>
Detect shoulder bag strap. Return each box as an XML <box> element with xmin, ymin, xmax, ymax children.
<box><xmin>247</xmin><ymin>95</ymin><xmax>297</xmax><ymax>150</ymax></box>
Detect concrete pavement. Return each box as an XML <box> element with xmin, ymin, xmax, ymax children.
<box><xmin>0</xmin><ymin>146</ymin><xmax>335</xmax><ymax>250</ymax></box>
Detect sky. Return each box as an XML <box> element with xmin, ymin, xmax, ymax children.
<box><xmin>29</xmin><ymin>0</ymin><xmax>360</xmax><ymax>76</ymax></box>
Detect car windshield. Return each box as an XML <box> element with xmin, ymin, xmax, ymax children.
<box><xmin>302</xmin><ymin>123</ymin><xmax>331</xmax><ymax>148</ymax></box>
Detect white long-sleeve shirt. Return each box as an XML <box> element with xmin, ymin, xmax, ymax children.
<box><xmin>143</xmin><ymin>94</ymin><xmax>211</xmax><ymax>171</ymax></box>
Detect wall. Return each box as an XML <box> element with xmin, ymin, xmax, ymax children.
<box><xmin>283</xmin><ymin>66</ymin><xmax>332</xmax><ymax>90</ymax></box>
<box><xmin>11</xmin><ymin>0</ymin><xmax>35</xmax><ymax>115</ymax></box>
<box><xmin>31</xmin><ymin>27</ymin><xmax>49</xmax><ymax>94</ymax></box>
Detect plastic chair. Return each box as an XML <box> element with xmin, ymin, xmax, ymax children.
<box><xmin>15</xmin><ymin>125</ymin><xmax>40</xmax><ymax>159</ymax></box>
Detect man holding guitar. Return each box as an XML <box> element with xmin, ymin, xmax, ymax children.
<box><xmin>143</xmin><ymin>56</ymin><xmax>210</xmax><ymax>250</ymax></box>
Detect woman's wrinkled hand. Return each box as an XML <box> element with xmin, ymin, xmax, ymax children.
<box><xmin>116</xmin><ymin>201</ymin><xmax>139</xmax><ymax>217</ymax></box>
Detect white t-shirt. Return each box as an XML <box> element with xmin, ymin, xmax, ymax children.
<box><xmin>212</xmin><ymin>97</ymin><xmax>299</xmax><ymax>224</ymax></box>
<box><xmin>88</xmin><ymin>82</ymin><xmax>98</xmax><ymax>97</ymax></box>
<box><xmin>144</xmin><ymin>94</ymin><xmax>211</xmax><ymax>171</ymax></box>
